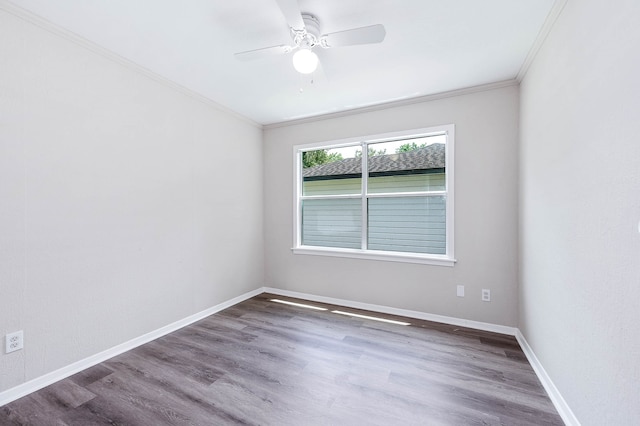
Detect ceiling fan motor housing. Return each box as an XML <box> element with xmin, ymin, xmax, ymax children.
<box><xmin>293</xmin><ymin>14</ymin><xmax>324</xmax><ymax>49</ymax></box>
<box><xmin>302</xmin><ymin>14</ymin><xmax>320</xmax><ymax>38</ymax></box>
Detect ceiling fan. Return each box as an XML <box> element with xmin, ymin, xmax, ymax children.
<box><xmin>234</xmin><ymin>0</ymin><xmax>386</xmax><ymax>74</ymax></box>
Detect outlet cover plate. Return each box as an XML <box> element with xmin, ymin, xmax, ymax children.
<box><xmin>481</xmin><ymin>289</ymin><xmax>491</xmax><ymax>302</ymax></box>
<box><xmin>6</xmin><ymin>331</ymin><xmax>24</xmax><ymax>354</ymax></box>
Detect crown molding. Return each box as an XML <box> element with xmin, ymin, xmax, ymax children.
<box><xmin>0</xmin><ymin>0</ymin><xmax>261</xmax><ymax>129</ymax></box>
<box><xmin>263</xmin><ymin>79</ymin><xmax>519</xmax><ymax>130</ymax></box>
<box><xmin>516</xmin><ymin>0</ymin><xmax>568</xmax><ymax>82</ymax></box>
<box><xmin>1</xmin><ymin>0</ymin><xmax>560</xmax><ymax>130</ymax></box>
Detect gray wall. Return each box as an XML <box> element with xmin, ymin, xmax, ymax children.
<box><xmin>0</xmin><ymin>9</ymin><xmax>263</xmax><ymax>392</ymax></box>
<box><xmin>264</xmin><ymin>85</ymin><xmax>520</xmax><ymax>326</ymax></box>
<box><xmin>519</xmin><ymin>0</ymin><xmax>640</xmax><ymax>424</ymax></box>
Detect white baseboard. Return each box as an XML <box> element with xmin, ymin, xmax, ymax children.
<box><xmin>262</xmin><ymin>287</ymin><xmax>517</xmax><ymax>336</ymax></box>
<box><xmin>0</xmin><ymin>287</ymin><xmax>263</xmax><ymax>407</ymax></box>
<box><xmin>515</xmin><ymin>330</ymin><xmax>580</xmax><ymax>426</ymax></box>
<box><xmin>2</xmin><ymin>286</ymin><xmax>579</xmax><ymax>426</ymax></box>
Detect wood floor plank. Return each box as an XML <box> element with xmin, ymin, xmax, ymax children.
<box><xmin>0</xmin><ymin>293</ymin><xmax>564</xmax><ymax>425</ymax></box>
<box><xmin>68</xmin><ymin>364</ymin><xmax>114</xmax><ymax>388</ymax></box>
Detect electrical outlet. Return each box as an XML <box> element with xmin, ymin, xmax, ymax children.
<box><xmin>5</xmin><ymin>331</ymin><xmax>23</xmax><ymax>354</ymax></box>
<box><xmin>456</xmin><ymin>285</ymin><xmax>465</xmax><ymax>297</ymax></box>
<box><xmin>481</xmin><ymin>289</ymin><xmax>491</xmax><ymax>302</ymax></box>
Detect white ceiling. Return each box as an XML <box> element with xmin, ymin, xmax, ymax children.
<box><xmin>9</xmin><ymin>0</ymin><xmax>556</xmax><ymax>125</ymax></box>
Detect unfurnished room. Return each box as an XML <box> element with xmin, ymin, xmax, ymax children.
<box><xmin>0</xmin><ymin>0</ymin><xmax>638</xmax><ymax>425</ymax></box>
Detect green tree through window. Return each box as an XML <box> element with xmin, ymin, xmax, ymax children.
<box><xmin>302</xmin><ymin>150</ymin><xmax>343</xmax><ymax>168</ymax></box>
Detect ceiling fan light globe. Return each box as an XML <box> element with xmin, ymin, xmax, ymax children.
<box><xmin>292</xmin><ymin>49</ymin><xmax>319</xmax><ymax>74</ymax></box>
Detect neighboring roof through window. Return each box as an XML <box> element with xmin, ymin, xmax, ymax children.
<box><xmin>302</xmin><ymin>144</ymin><xmax>445</xmax><ymax>180</ymax></box>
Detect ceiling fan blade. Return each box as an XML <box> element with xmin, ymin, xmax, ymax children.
<box><xmin>234</xmin><ymin>45</ymin><xmax>292</xmax><ymax>62</ymax></box>
<box><xmin>322</xmin><ymin>24</ymin><xmax>386</xmax><ymax>47</ymax></box>
<box><xmin>274</xmin><ymin>0</ymin><xmax>305</xmax><ymax>30</ymax></box>
<box><xmin>315</xmin><ymin>49</ymin><xmax>334</xmax><ymax>82</ymax></box>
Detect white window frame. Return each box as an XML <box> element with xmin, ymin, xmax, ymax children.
<box><xmin>292</xmin><ymin>125</ymin><xmax>455</xmax><ymax>266</ymax></box>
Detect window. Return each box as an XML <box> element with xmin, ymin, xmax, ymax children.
<box><xmin>293</xmin><ymin>125</ymin><xmax>455</xmax><ymax>266</ymax></box>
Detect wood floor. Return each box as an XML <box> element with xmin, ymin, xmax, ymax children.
<box><xmin>0</xmin><ymin>293</ymin><xmax>563</xmax><ymax>425</ymax></box>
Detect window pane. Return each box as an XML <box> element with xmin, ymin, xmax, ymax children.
<box><xmin>368</xmin><ymin>196</ymin><xmax>446</xmax><ymax>254</ymax></box>
<box><xmin>302</xmin><ymin>147</ymin><xmax>361</xmax><ymax>196</ymax></box>
<box><xmin>367</xmin><ymin>135</ymin><xmax>446</xmax><ymax>194</ymax></box>
<box><xmin>302</xmin><ymin>198</ymin><xmax>362</xmax><ymax>249</ymax></box>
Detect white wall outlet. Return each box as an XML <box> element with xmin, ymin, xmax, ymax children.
<box><xmin>481</xmin><ymin>289</ymin><xmax>491</xmax><ymax>302</ymax></box>
<box><xmin>5</xmin><ymin>331</ymin><xmax>24</xmax><ymax>354</ymax></box>
<box><xmin>456</xmin><ymin>285</ymin><xmax>465</xmax><ymax>297</ymax></box>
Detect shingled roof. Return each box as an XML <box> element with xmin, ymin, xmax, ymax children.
<box><xmin>303</xmin><ymin>143</ymin><xmax>445</xmax><ymax>178</ymax></box>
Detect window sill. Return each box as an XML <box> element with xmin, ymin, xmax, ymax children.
<box><xmin>292</xmin><ymin>246</ymin><xmax>456</xmax><ymax>267</ymax></box>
